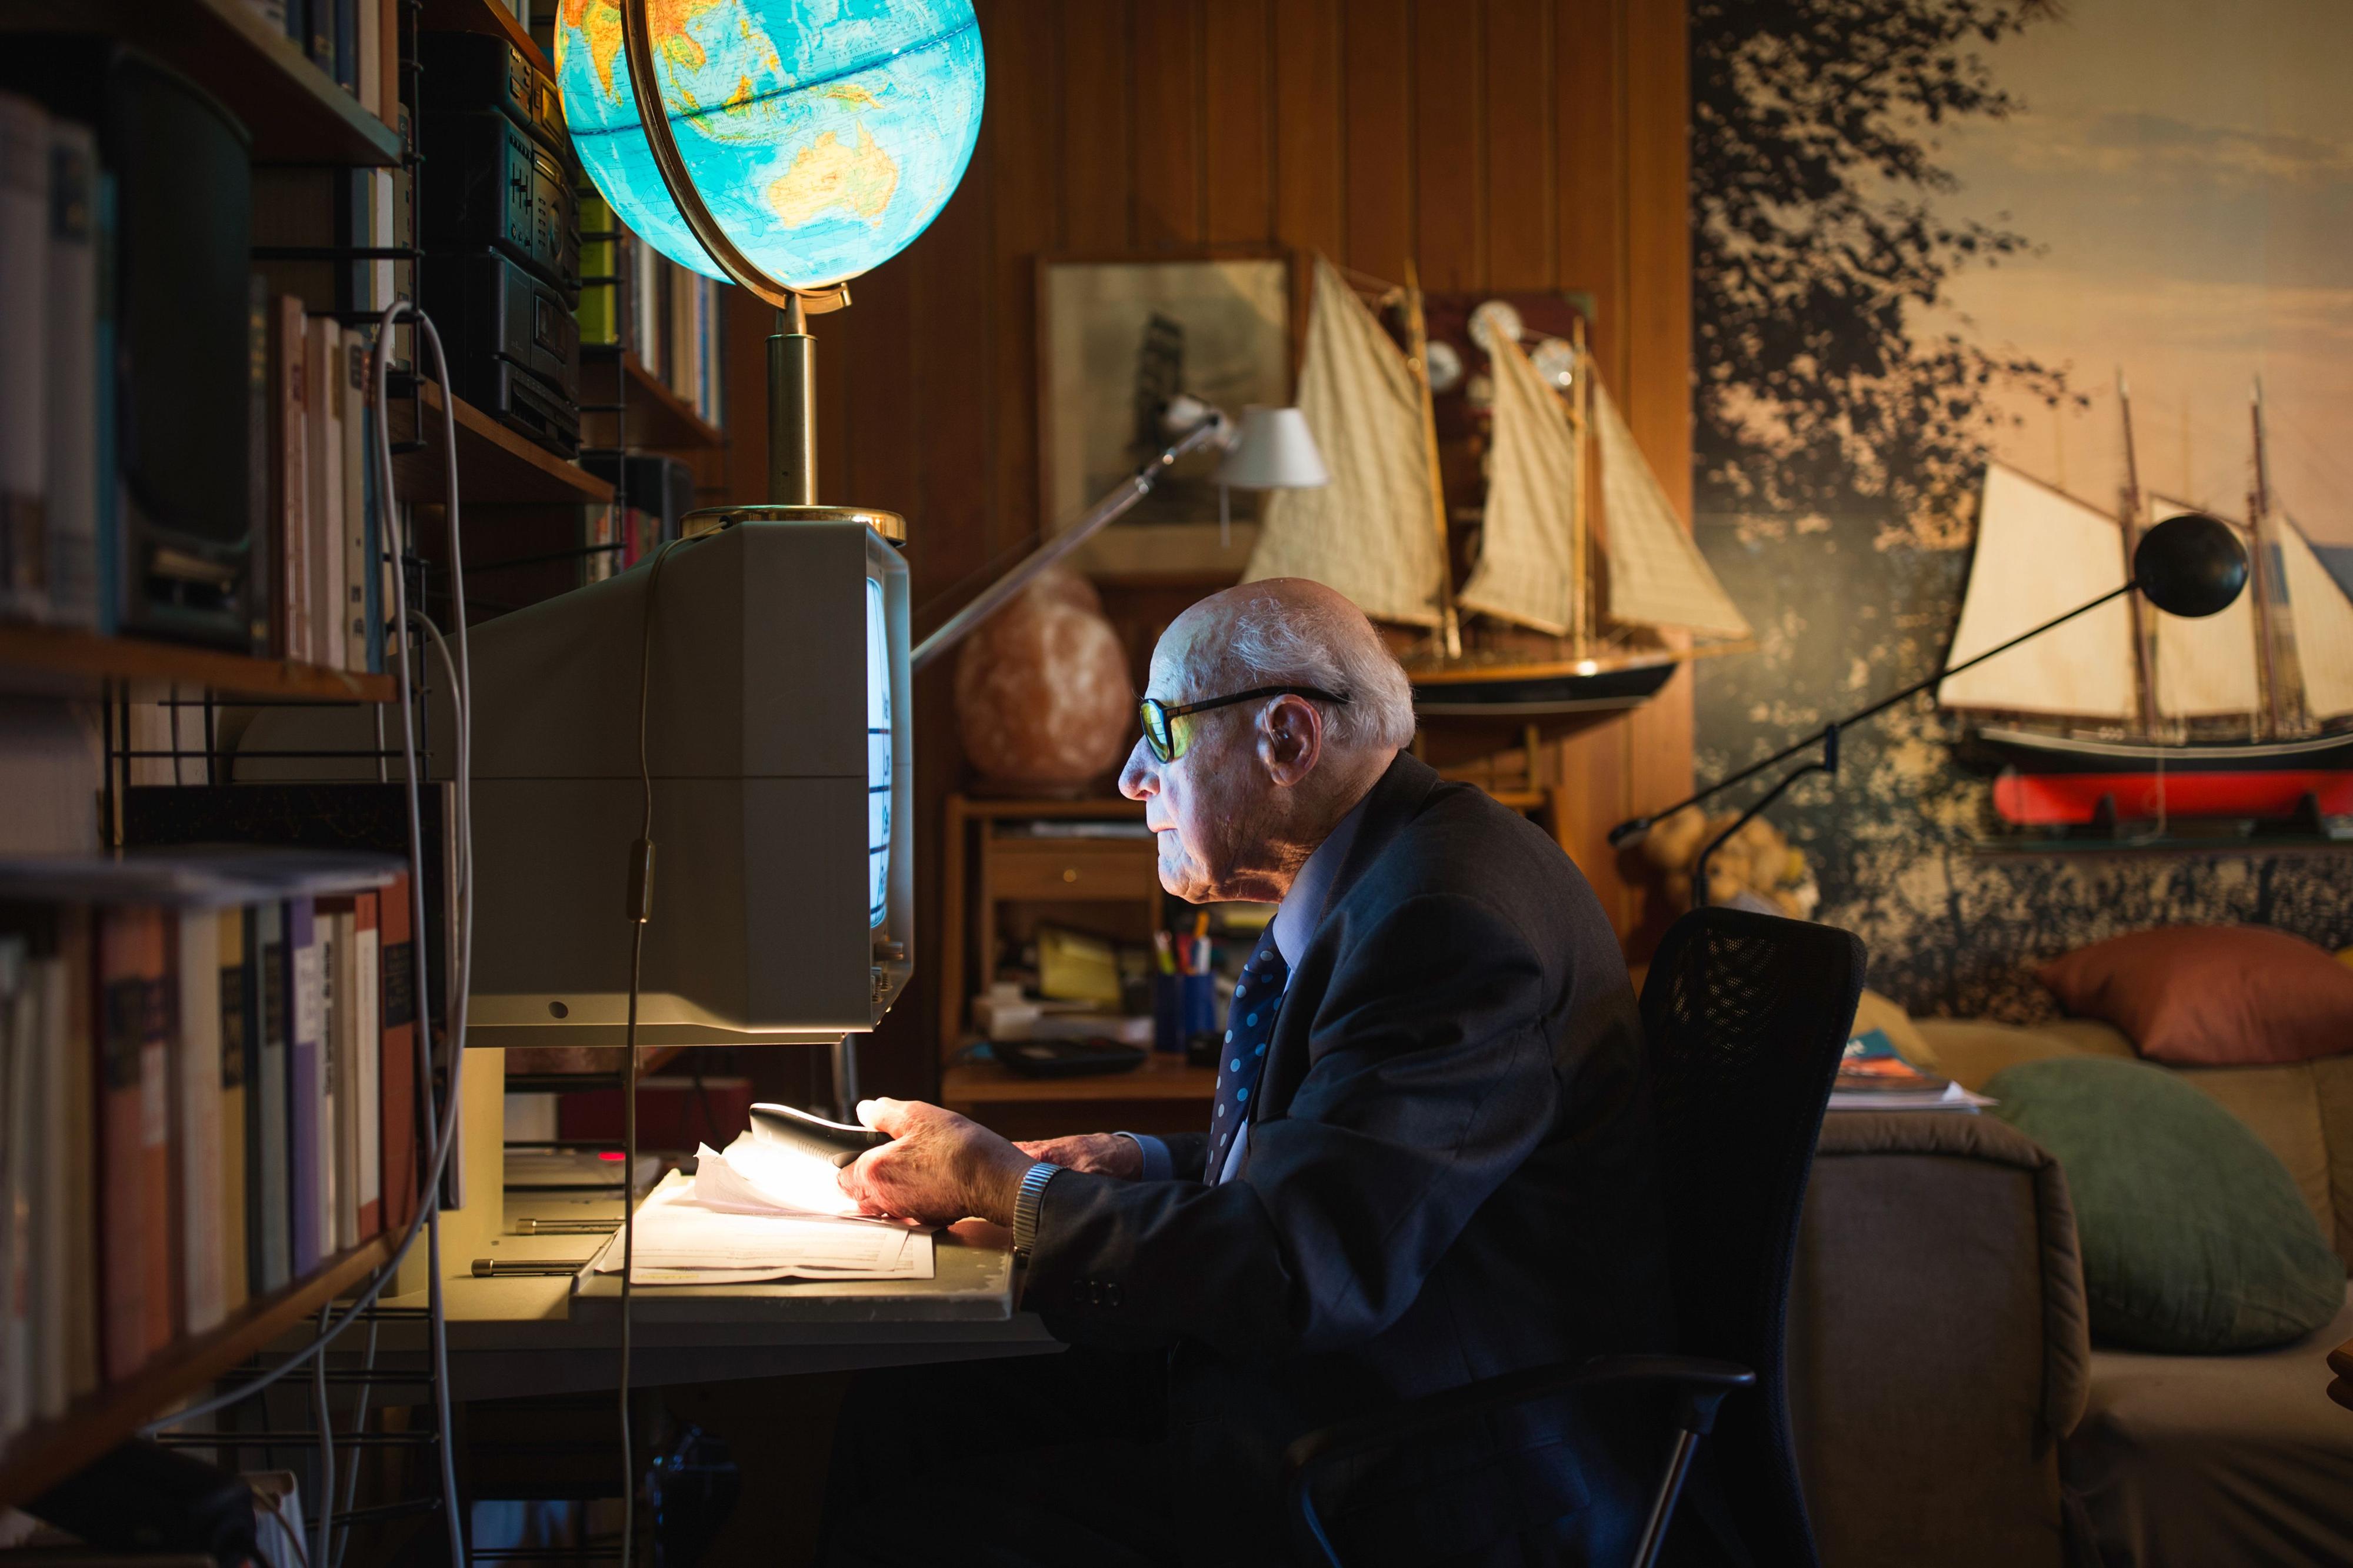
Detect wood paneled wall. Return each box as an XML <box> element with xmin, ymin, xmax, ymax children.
<box><xmin>717</xmin><ymin>0</ymin><xmax>1695</xmax><ymax>1098</ymax></box>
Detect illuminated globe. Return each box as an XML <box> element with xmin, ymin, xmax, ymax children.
<box><xmin>556</xmin><ymin>0</ymin><xmax>984</xmax><ymax>291</ymax></box>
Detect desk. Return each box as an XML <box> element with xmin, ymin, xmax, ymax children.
<box><xmin>426</xmin><ymin>1186</ymin><xmax>1062</xmax><ymax>1403</ymax></box>
<box><xmin>943</xmin><ymin>1053</ymin><xmax>1217</xmax><ymax>1140</ymax></box>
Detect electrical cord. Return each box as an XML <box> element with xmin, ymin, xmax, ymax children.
<box><xmin>141</xmin><ymin>301</ymin><xmax>473</xmax><ymax>1568</ymax></box>
<box><xmin>616</xmin><ymin>533</ymin><xmax>696</xmax><ymax>1568</ymax></box>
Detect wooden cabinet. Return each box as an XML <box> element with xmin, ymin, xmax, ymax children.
<box><xmin>937</xmin><ymin>795</ymin><xmax>1218</xmax><ymax>1135</ymax></box>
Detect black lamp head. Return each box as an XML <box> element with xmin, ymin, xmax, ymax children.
<box><xmin>2135</xmin><ymin>511</ymin><xmax>2248</xmax><ymax>619</ymax></box>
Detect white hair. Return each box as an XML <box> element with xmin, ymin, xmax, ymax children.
<box><xmin>1205</xmin><ymin>592</ymin><xmax>1417</xmax><ymax>751</ymax></box>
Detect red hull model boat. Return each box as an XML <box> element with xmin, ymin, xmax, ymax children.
<box><xmin>1940</xmin><ymin>383</ymin><xmax>2353</xmax><ymax>834</ymax></box>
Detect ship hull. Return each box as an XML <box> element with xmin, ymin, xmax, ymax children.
<box><xmin>1974</xmin><ymin>725</ymin><xmax>2353</xmax><ymax>825</ymax></box>
<box><xmin>1409</xmin><ymin>660</ymin><xmax>1678</xmax><ymax>718</ymax></box>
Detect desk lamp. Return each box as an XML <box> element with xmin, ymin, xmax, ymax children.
<box><xmin>1610</xmin><ymin>511</ymin><xmax>2250</xmax><ymax>906</ymax></box>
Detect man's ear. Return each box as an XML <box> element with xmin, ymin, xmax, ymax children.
<box><xmin>1258</xmin><ymin>695</ymin><xmax>1323</xmax><ymax>786</ymax></box>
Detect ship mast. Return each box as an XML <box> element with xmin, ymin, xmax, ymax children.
<box><xmin>1570</xmin><ymin>316</ymin><xmax>1594</xmax><ymax>650</ymax></box>
<box><xmin>2115</xmin><ymin>371</ymin><xmax>2158</xmax><ymax>734</ymax></box>
<box><xmin>2248</xmin><ymin>378</ymin><xmax>2289</xmax><ymax>736</ymax></box>
<box><xmin>1401</xmin><ymin>260</ymin><xmax>1462</xmax><ymax>658</ymax></box>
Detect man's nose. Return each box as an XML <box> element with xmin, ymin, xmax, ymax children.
<box><xmin>1118</xmin><ymin>737</ymin><xmax>1155</xmax><ymax>801</ymax></box>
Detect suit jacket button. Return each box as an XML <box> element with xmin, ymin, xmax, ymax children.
<box><xmin>1104</xmin><ymin>1283</ymin><xmax>1122</xmax><ymax>1307</ymax></box>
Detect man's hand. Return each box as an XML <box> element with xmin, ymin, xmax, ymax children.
<box><xmin>1014</xmin><ymin>1133</ymin><xmax>1142</xmax><ymax>1179</ymax></box>
<box><xmin>835</xmin><ymin>1098</ymin><xmax>1034</xmax><ymax>1226</ymax></box>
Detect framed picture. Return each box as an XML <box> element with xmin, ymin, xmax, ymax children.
<box><xmin>1039</xmin><ymin>253</ymin><xmax>1294</xmax><ymax>578</ymax></box>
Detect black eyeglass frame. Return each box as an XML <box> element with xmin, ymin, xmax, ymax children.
<box><xmin>1138</xmin><ymin>685</ymin><xmax>1353</xmax><ymax>763</ymax></box>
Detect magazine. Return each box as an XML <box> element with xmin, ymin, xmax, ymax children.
<box><xmin>1827</xmin><ymin>1027</ymin><xmax>1994</xmax><ymax>1112</ymax></box>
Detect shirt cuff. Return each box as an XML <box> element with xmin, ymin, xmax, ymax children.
<box><xmin>1114</xmin><ymin>1132</ymin><xmax>1173</xmax><ymax>1182</ymax></box>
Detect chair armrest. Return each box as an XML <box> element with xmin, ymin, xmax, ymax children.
<box><xmin>1283</xmin><ymin>1353</ymin><xmax>1755</xmax><ymax>1482</ymax></box>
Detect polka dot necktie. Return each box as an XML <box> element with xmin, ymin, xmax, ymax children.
<box><xmin>1211</xmin><ymin>928</ymin><xmax>1288</xmax><ymax>1173</ymax></box>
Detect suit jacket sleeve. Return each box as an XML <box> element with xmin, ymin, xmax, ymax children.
<box><xmin>1025</xmin><ymin>892</ymin><xmax>1558</xmax><ymax>1362</ymax></box>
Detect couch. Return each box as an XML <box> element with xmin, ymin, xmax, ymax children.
<box><xmin>1787</xmin><ymin>1012</ymin><xmax>2353</xmax><ymax>1568</ymax></box>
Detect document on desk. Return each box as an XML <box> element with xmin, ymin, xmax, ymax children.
<box><xmin>585</xmin><ymin>1138</ymin><xmax>935</xmax><ymax>1285</ymax></box>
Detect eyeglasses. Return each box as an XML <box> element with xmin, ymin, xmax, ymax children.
<box><xmin>1138</xmin><ymin>685</ymin><xmax>1351</xmax><ymax>764</ymax></box>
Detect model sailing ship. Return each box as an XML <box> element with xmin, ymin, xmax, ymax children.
<box><xmin>1244</xmin><ymin>256</ymin><xmax>1753</xmax><ymax>716</ymax></box>
<box><xmin>1939</xmin><ymin>379</ymin><xmax>2353</xmax><ymax>830</ymax></box>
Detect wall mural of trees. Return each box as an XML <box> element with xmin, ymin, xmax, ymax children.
<box><xmin>1688</xmin><ymin>0</ymin><xmax>2353</xmax><ymax>1019</ymax></box>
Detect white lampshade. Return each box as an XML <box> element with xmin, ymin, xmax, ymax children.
<box><xmin>1214</xmin><ymin>405</ymin><xmax>1329</xmax><ymax>490</ymax></box>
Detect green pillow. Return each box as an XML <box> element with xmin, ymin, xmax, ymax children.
<box><xmin>1987</xmin><ymin>1056</ymin><xmax>2344</xmax><ymax>1352</ymax></box>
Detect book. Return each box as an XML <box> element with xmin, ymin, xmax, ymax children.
<box><xmin>318</xmin><ymin>902</ymin><xmax>357</xmax><ymax>1252</ymax></box>
<box><xmin>1</xmin><ymin>936</ymin><xmax>29</xmax><ymax>1436</ymax></box>
<box><xmin>96</xmin><ymin>905</ymin><xmax>159</xmax><ymax>1377</ymax></box>
<box><xmin>248</xmin><ymin>275</ymin><xmax>273</xmax><ymax>653</ymax></box>
<box><xmin>341</xmin><ymin>334</ymin><xmax>369</xmax><ymax>672</ymax></box>
<box><xmin>254</xmin><ymin>900</ymin><xmax>291</xmax><ymax>1293</ymax></box>
<box><xmin>91</xmin><ymin>169</ymin><xmax>117</xmax><ymax>635</ymax></box>
<box><xmin>219</xmin><ymin>906</ymin><xmax>251</xmax><ymax>1315</ymax></box>
<box><xmin>353</xmin><ymin>890</ymin><xmax>381</xmax><ymax>1239</ymax></box>
<box><xmin>58</xmin><ymin>910</ymin><xmax>97</xmax><ymax>1400</ymax></box>
<box><xmin>355</xmin><ymin>0</ymin><xmax>379</xmax><ymax>119</ymax></box>
<box><xmin>379</xmin><ymin>872</ymin><xmax>418</xmax><ymax>1236</ymax></box>
<box><xmin>286</xmin><ymin>896</ymin><xmax>323</xmax><ymax>1276</ymax></box>
<box><xmin>1827</xmin><ymin>1027</ymin><xmax>1994</xmax><ymax>1112</ymax></box>
<box><xmin>305</xmin><ymin>317</ymin><xmax>344</xmax><ymax>670</ymax></box>
<box><xmin>174</xmin><ymin>909</ymin><xmax>226</xmax><ymax>1336</ymax></box>
<box><xmin>31</xmin><ymin>946</ymin><xmax>70</xmax><ymax>1420</ymax></box>
<box><xmin>0</xmin><ymin>93</ymin><xmax>46</xmax><ymax>623</ymax></box>
<box><xmin>42</xmin><ymin>119</ymin><xmax>97</xmax><ymax>629</ymax></box>
<box><xmin>272</xmin><ymin>295</ymin><xmax>311</xmax><ymax>663</ymax></box>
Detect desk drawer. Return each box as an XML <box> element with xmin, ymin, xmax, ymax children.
<box><xmin>988</xmin><ymin>841</ymin><xmax>1159</xmax><ymax>899</ymax></box>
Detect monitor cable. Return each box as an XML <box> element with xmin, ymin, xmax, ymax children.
<box><xmin>618</xmin><ymin>532</ymin><xmax>699</xmax><ymax>1568</ymax></box>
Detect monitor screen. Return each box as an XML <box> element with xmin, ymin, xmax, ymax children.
<box><xmin>866</xmin><ymin>575</ymin><xmax>891</xmax><ymax>928</ymax></box>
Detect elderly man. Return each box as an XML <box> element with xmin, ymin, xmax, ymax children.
<box><xmin>822</xmin><ymin>579</ymin><xmax>1671</xmax><ymax>1567</ymax></box>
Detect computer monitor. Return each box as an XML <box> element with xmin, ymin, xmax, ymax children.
<box><xmin>237</xmin><ymin>511</ymin><xmax>912</xmax><ymax>1047</ymax></box>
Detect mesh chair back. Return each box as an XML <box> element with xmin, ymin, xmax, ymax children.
<box><xmin>1640</xmin><ymin>908</ymin><xmax>1864</xmax><ymax>1566</ymax></box>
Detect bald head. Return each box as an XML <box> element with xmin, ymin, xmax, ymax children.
<box><xmin>1159</xmin><ymin>578</ymin><xmax>1417</xmax><ymax>753</ymax></box>
<box><xmin>1119</xmin><ymin>578</ymin><xmax>1414</xmax><ymax>903</ymax></box>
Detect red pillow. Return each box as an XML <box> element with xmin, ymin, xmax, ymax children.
<box><xmin>2038</xmin><ymin>926</ymin><xmax>2353</xmax><ymax>1066</ymax></box>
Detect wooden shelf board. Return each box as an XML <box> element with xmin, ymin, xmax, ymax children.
<box><xmin>419</xmin><ymin>0</ymin><xmax>554</xmax><ymax>76</ymax></box>
<box><xmin>942</xmin><ymin>1055</ymin><xmax>1216</xmax><ymax>1105</ymax></box>
<box><xmin>0</xmin><ymin>623</ymin><xmax>395</xmax><ymax>703</ymax></box>
<box><xmin>392</xmin><ymin>380</ymin><xmax>615</xmax><ymax>508</ymax></box>
<box><xmin>0</xmin><ymin>0</ymin><xmax>401</xmax><ymax>166</ymax></box>
<box><xmin>582</xmin><ymin>352</ymin><xmax>726</xmax><ymax>453</ymax></box>
<box><xmin>0</xmin><ymin>1233</ymin><xmax>398</xmax><ymax>1507</ymax></box>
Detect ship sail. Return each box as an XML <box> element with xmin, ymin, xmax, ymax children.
<box><xmin>1592</xmin><ymin>382</ymin><xmax>1751</xmax><ymax>640</ymax></box>
<box><xmin>1457</xmin><ymin>330</ymin><xmax>1581</xmax><ymax>636</ymax></box>
<box><xmin>2280</xmin><ymin>516</ymin><xmax>2353</xmax><ymax>720</ymax></box>
<box><xmin>1244</xmin><ymin>255</ymin><xmax>1447</xmax><ymax>626</ymax></box>
<box><xmin>1938</xmin><ymin>462</ymin><xmax>2138</xmax><ymax>720</ymax></box>
<box><xmin>2147</xmin><ymin>496</ymin><xmax>2261</xmax><ymax>719</ymax></box>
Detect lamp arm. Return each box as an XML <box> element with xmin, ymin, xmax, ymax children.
<box><xmin>1609</xmin><ymin>579</ymin><xmax>2137</xmax><ymax>849</ymax></box>
<box><xmin>909</xmin><ymin>416</ymin><xmax>1228</xmax><ymax>673</ymax></box>
<box><xmin>1689</xmin><ymin>726</ymin><xmax>1837</xmax><ymax>912</ymax></box>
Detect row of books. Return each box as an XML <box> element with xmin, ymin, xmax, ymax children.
<box><xmin>259</xmin><ymin>289</ymin><xmax>402</xmax><ymax>673</ymax></box>
<box><xmin>0</xmin><ymin>868</ymin><xmax>424</xmax><ymax>1443</ymax></box>
<box><xmin>0</xmin><ymin>99</ymin><xmax>100</xmax><ymax>629</ymax></box>
<box><xmin>242</xmin><ymin>0</ymin><xmax>404</xmax><ymax>126</ymax></box>
<box><xmin>579</xmin><ymin>188</ymin><xmax>728</xmax><ymax>431</ymax></box>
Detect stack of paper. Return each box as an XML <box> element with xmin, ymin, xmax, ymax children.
<box><xmin>588</xmin><ymin>1134</ymin><xmax>932</xmax><ymax>1285</ymax></box>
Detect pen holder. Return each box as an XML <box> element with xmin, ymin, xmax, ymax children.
<box><xmin>1153</xmin><ymin>972</ymin><xmax>1217</xmax><ymax>1056</ymax></box>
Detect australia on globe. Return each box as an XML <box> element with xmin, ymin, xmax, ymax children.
<box><xmin>557</xmin><ymin>0</ymin><xmax>984</xmax><ymax>290</ymax></box>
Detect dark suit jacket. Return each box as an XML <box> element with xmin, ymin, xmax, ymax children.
<box><xmin>1026</xmin><ymin>753</ymin><xmax>1674</xmax><ymax>1565</ymax></box>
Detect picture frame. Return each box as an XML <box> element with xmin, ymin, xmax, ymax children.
<box><xmin>1037</xmin><ymin>251</ymin><xmax>1295</xmax><ymax>578</ymax></box>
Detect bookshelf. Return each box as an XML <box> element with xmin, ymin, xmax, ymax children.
<box><xmin>582</xmin><ymin>352</ymin><xmax>727</xmax><ymax>453</ymax></box>
<box><xmin>419</xmin><ymin>0</ymin><xmax>554</xmax><ymax>76</ymax></box>
<box><xmin>0</xmin><ymin>1232</ymin><xmax>398</xmax><ymax>1508</ymax></box>
<box><xmin>392</xmin><ymin>379</ymin><xmax>618</xmax><ymax>508</ymax></box>
<box><xmin>0</xmin><ymin>0</ymin><xmax>402</xmax><ymax>165</ymax></box>
<box><xmin>0</xmin><ymin>624</ymin><xmax>397</xmax><ymax>703</ymax></box>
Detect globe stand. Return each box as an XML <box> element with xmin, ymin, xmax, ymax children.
<box><xmin>617</xmin><ymin>0</ymin><xmax>857</xmax><ymax>514</ymax></box>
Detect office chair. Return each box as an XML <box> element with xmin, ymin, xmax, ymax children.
<box><xmin>1284</xmin><ymin>907</ymin><xmax>1865</xmax><ymax>1568</ymax></box>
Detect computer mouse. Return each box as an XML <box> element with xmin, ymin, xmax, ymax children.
<box><xmin>749</xmin><ymin>1102</ymin><xmax>894</xmax><ymax>1168</ymax></box>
